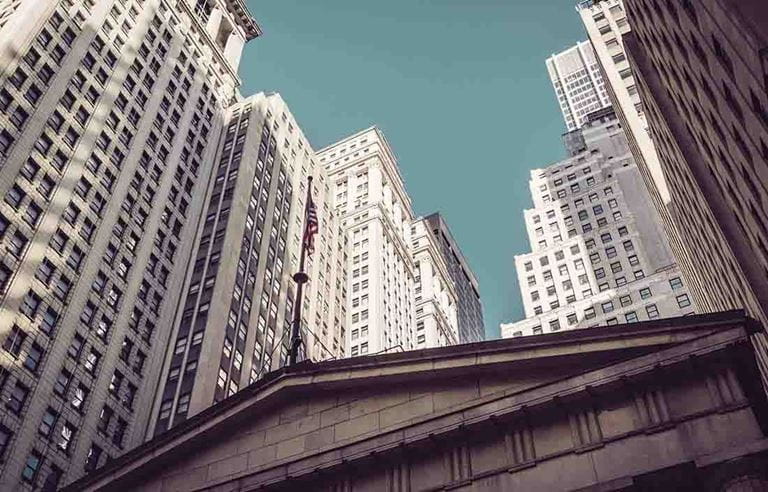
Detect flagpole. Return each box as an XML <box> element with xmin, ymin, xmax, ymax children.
<box><xmin>289</xmin><ymin>176</ymin><xmax>313</xmax><ymax>366</ymax></box>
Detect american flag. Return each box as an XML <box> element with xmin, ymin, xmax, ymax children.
<box><xmin>303</xmin><ymin>192</ymin><xmax>319</xmax><ymax>255</ymax></box>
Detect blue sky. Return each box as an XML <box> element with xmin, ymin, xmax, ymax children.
<box><xmin>241</xmin><ymin>0</ymin><xmax>586</xmax><ymax>339</ymax></box>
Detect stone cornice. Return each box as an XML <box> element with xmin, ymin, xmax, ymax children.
<box><xmin>64</xmin><ymin>311</ymin><xmax>758</xmax><ymax>491</ymax></box>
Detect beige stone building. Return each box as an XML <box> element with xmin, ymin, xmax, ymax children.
<box><xmin>318</xmin><ymin>128</ymin><xmax>418</xmax><ymax>357</ymax></box>
<box><xmin>576</xmin><ymin>0</ymin><xmax>687</xmax><ymax>279</ymax></box>
<box><xmin>65</xmin><ymin>310</ymin><xmax>768</xmax><ymax>491</ymax></box>
<box><xmin>502</xmin><ymin>109</ymin><xmax>694</xmax><ymax>338</ymax></box>
<box><xmin>0</xmin><ymin>0</ymin><xmax>259</xmax><ymax>488</ymax></box>
<box><xmin>620</xmin><ymin>0</ymin><xmax>768</xmax><ymax>382</ymax></box>
<box><xmin>410</xmin><ymin>217</ymin><xmax>459</xmax><ymax>349</ymax></box>
<box><xmin>146</xmin><ymin>92</ymin><xmax>348</xmax><ymax>439</ymax></box>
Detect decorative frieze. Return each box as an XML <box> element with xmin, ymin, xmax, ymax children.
<box><xmin>633</xmin><ymin>387</ymin><xmax>671</xmax><ymax>427</ymax></box>
<box><xmin>504</xmin><ymin>421</ymin><xmax>536</xmax><ymax>466</ymax></box>
<box><xmin>706</xmin><ymin>367</ymin><xmax>746</xmax><ymax>408</ymax></box>
<box><xmin>445</xmin><ymin>443</ymin><xmax>472</xmax><ymax>483</ymax></box>
<box><xmin>385</xmin><ymin>461</ymin><xmax>410</xmax><ymax>492</ymax></box>
<box><xmin>568</xmin><ymin>407</ymin><xmax>603</xmax><ymax>448</ymax></box>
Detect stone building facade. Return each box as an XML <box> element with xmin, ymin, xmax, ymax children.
<box><xmin>146</xmin><ymin>92</ymin><xmax>348</xmax><ymax>438</ymax></box>
<box><xmin>621</xmin><ymin>0</ymin><xmax>768</xmax><ymax>380</ymax></box>
<box><xmin>576</xmin><ymin>0</ymin><xmax>686</xmax><ymax>276</ymax></box>
<box><xmin>502</xmin><ymin>108</ymin><xmax>693</xmax><ymax>338</ymax></box>
<box><xmin>64</xmin><ymin>311</ymin><xmax>768</xmax><ymax>491</ymax></box>
<box><xmin>424</xmin><ymin>212</ymin><xmax>484</xmax><ymax>343</ymax></box>
<box><xmin>546</xmin><ymin>40</ymin><xmax>612</xmax><ymax>131</ymax></box>
<box><xmin>410</xmin><ymin>217</ymin><xmax>458</xmax><ymax>349</ymax></box>
<box><xmin>318</xmin><ymin>127</ymin><xmax>418</xmax><ymax>356</ymax></box>
<box><xmin>0</xmin><ymin>0</ymin><xmax>259</xmax><ymax>488</ymax></box>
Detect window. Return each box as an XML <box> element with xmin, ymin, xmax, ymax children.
<box><xmin>68</xmin><ymin>333</ymin><xmax>85</xmax><ymax>360</ymax></box>
<box><xmin>58</xmin><ymin>422</ymin><xmax>76</xmax><ymax>453</ymax></box>
<box><xmin>54</xmin><ymin>369</ymin><xmax>72</xmax><ymax>396</ymax></box>
<box><xmin>21</xmin><ymin>290</ymin><xmax>41</xmax><ymax>319</ymax></box>
<box><xmin>39</xmin><ymin>407</ymin><xmax>58</xmax><ymax>437</ymax></box>
<box><xmin>584</xmin><ymin>307</ymin><xmax>596</xmax><ymax>319</ymax></box>
<box><xmin>625</xmin><ymin>312</ymin><xmax>638</xmax><ymax>323</ymax></box>
<box><xmin>676</xmin><ymin>294</ymin><xmax>691</xmax><ymax>308</ymax></box>
<box><xmin>109</xmin><ymin>371</ymin><xmax>124</xmax><ymax>394</ymax></box>
<box><xmin>36</xmin><ymin>258</ymin><xmax>56</xmax><ymax>285</ymax></box>
<box><xmin>177</xmin><ymin>393</ymin><xmax>191</xmax><ymax>414</ymax></box>
<box><xmin>54</xmin><ymin>275</ymin><xmax>72</xmax><ymax>301</ymax></box>
<box><xmin>646</xmin><ymin>304</ymin><xmax>659</xmax><ymax>319</ymax></box>
<box><xmin>71</xmin><ymin>383</ymin><xmax>89</xmax><ymax>412</ymax></box>
<box><xmin>84</xmin><ymin>443</ymin><xmax>102</xmax><ymax>472</ymax></box>
<box><xmin>113</xmin><ymin>419</ymin><xmax>128</xmax><ymax>447</ymax></box>
<box><xmin>620</xmin><ymin>295</ymin><xmax>632</xmax><ymax>307</ymax></box>
<box><xmin>8</xmin><ymin>381</ymin><xmax>29</xmax><ymax>414</ymax></box>
<box><xmin>669</xmin><ymin>277</ymin><xmax>683</xmax><ymax>290</ymax></box>
<box><xmin>601</xmin><ymin>301</ymin><xmax>614</xmax><ymax>313</ymax></box>
<box><xmin>84</xmin><ymin>348</ymin><xmax>101</xmax><ymax>374</ymax></box>
<box><xmin>21</xmin><ymin>158</ymin><xmax>40</xmax><ymax>181</ymax></box>
<box><xmin>3</xmin><ymin>325</ymin><xmax>26</xmax><ymax>357</ymax></box>
<box><xmin>640</xmin><ymin>287</ymin><xmax>652</xmax><ymax>299</ymax></box>
<box><xmin>5</xmin><ymin>184</ymin><xmax>25</xmax><ymax>209</ymax></box>
<box><xmin>21</xmin><ymin>450</ymin><xmax>42</xmax><ymax>483</ymax></box>
<box><xmin>24</xmin><ymin>343</ymin><xmax>44</xmax><ymax>373</ymax></box>
<box><xmin>41</xmin><ymin>307</ymin><xmax>59</xmax><ymax>335</ymax></box>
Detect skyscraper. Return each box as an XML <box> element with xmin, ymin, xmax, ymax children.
<box><xmin>576</xmin><ymin>0</ymin><xmax>688</xmax><ymax>309</ymax></box>
<box><xmin>410</xmin><ymin>217</ymin><xmax>459</xmax><ymax>348</ymax></box>
<box><xmin>147</xmin><ymin>93</ymin><xmax>348</xmax><ymax>437</ymax></box>
<box><xmin>0</xmin><ymin>0</ymin><xmax>261</xmax><ymax>488</ymax></box>
<box><xmin>501</xmin><ymin>109</ymin><xmax>695</xmax><ymax>338</ymax></box>
<box><xmin>318</xmin><ymin>127</ymin><xmax>417</xmax><ymax>356</ymax></box>
<box><xmin>424</xmin><ymin>212</ymin><xmax>484</xmax><ymax>343</ymax></box>
<box><xmin>546</xmin><ymin>40</ymin><xmax>612</xmax><ymax>131</ymax></box>
<box><xmin>619</xmin><ymin>0</ymin><xmax>768</xmax><ymax>379</ymax></box>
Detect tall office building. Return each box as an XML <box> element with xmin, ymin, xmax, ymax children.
<box><xmin>501</xmin><ymin>109</ymin><xmax>695</xmax><ymax>338</ymax></box>
<box><xmin>147</xmin><ymin>93</ymin><xmax>348</xmax><ymax>437</ymax></box>
<box><xmin>546</xmin><ymin>40</ymin><xmax>612</xmax><ymax>131</ymax></box>
<box><xmin>620</xmin><ymin>0</ymin><xmax>768</xmax><ymax>378</ymax></box>
<box><xmin>424</xmin><ymin>212</ymin><xmax>484</xmax><ymax>343</ymax></box>
<box><xmin>318</xmin><ymin>127</ymin><xmax>417</xmax><ymax>356</ymax></box>
<box><xmin>410</xmin><ymin>218</ymin><xmax>459</xmax><ymax>348</ymax></box>
<box><xmin>576</xmin><ymin>0</ymin><xmax>684</xmax><ymax>261</ymax></box>
<box><xmin>0</xmin><ymin>0</ymin><xmax>262</xmax><ymax>488</ymax></box>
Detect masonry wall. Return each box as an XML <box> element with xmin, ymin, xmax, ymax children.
<box><xmin>118</xmin><ymin>349</ymin><xmax>767</xmax><ymax>492</ymax></box>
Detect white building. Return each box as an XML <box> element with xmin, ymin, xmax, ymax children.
<box><xmin>546</xmin><ymin>40</ymin><xmax>612</xmax><ymax>131</ymax></box>
<box><xmin>318</xmin><ymin>127</ymin><xmax>417</xmax><ymax>357</ymax></box>
<box><xmin>501</xmin><ymin>109</ymin><xmax>696</xmax><ymax>338</ymax></box>
<box><xmin>148</xmin><ymin>92</ymin><xmax>349</xmax><ymax>437</ymax></box>
<box><xmin>0</xmin><ymin>0</ymin><xmax>262</xmax><ymax>486</ymax></box>
<box><xmin>576</xmin><ymin>0</ymin><xmax>680</xmax><ymax>258</ymax></box>
<box><xmin>411</xmin><ymin>218</ymin><xmax>459</xmax><ymax>348</ymax></box>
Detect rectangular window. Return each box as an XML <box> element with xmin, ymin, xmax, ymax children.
<box><xmin>676</xmin><ymin>294</ymin><xmax>691</xmax><ymax>308</ymax></box>
<box><xmin>646</xmin><ymin>304</ymin><xmax>659</xmax><ymax>319</ymax></box>
<box><xmin>21</xmin><ymin>450</ymin><xmax>42</xmax><ymax>483</ymax></box>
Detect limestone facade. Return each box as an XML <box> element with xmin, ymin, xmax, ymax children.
<box><xmin>65</xmin><ymin>311</ymin><xmax>768</xmax><ymax>491</ymax></box>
